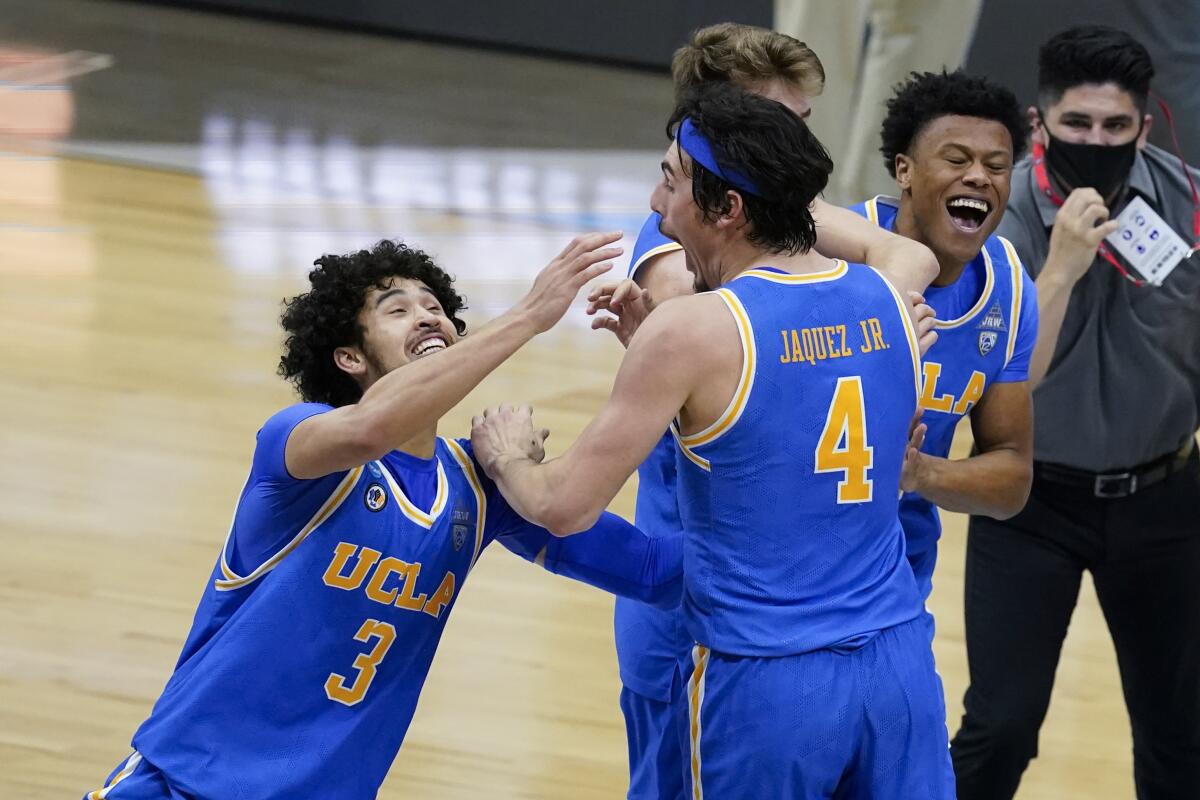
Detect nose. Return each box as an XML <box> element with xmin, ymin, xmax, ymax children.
<box><xmin>650</xmin><ymin>183</ymin><xmax>665</xmax><ymax>216</ymax></box>
<box><xmin>415</xmin><ymin>307</ymin><xmax>440</xmax><ymax>328</ymax></box>
<box><xmin>963</xmin><ymin>159</ymin><xmax>988</xmax><ymax>188</ymax></box>
<box><xmin>1083</xmin><ymin>123</ymin><xmax>1106</xmax><ymax>145</ymax></box>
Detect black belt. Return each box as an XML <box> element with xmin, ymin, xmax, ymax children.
<box><xmin>1034</xmin><ymin>440</ymin><xmax>1195</xmax><ymax>499</ymax></box>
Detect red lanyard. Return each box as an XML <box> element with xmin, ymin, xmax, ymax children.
<box><xmin>1033</xmin><ymin>94</ymin><xmax>1200</xmax><ymax>286</ymax></box>
<box><xmin>1150</xmin><ymin>92</ymin><xmax>1200</xmax><ymax>254</ymax></box>
<box><xmin>1031</xmin><ymin>140</ymin><xmax>1145</xmax><ymax>286</ymax></box>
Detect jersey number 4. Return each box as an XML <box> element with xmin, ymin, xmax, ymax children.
<box><xmin>814</xmin><ymin>376</ymin><xmax>874</xmax><ymax>503</ymax></box>
<box><xmin>325</xmin><ymin>619</ymin><xmax>397</xmax><ymax>706</ymax></box>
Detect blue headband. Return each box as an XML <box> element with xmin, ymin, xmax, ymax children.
<box><xmin>677</xmin><ymin>116</ymin><xmax>763</xmax><ymax>197</ymax></box>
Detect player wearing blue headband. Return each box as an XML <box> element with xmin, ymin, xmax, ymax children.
<box><xmin>584</xmin><ymin>23</ymin><xmax>940</xmax><ymax>800</ymax></box>
<box><xmin>473</xmin><ymin>82</ymin><xmax>953</xmax><ymax>798</ymax></box>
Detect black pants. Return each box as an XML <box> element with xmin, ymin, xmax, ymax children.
<box><xmin>951</xmin><ymin>450</ymin><xmax>1200</xmax><ymax>800</ymax></box>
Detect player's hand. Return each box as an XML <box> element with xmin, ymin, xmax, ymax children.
<box><xmin>470</xmin><ymin>404</ymin><xmax>549</xmax><ymax>479</ymax></box>
<box><xmin>908</xmin><ymin>292</ymin><xmax>938</xmax><ymax>356</ymax></box>
<box><xmin>515</xmin><ymin>233</ymin><xmax>623</xmax><ymax>333</ymax></box>
<box><xmin>1045</xmin><ymin>187</ymin><xmax>1120</xmax><ymax>285</ymax></box>
<box><xmin>899</xmin><ymin>408</ymin><xmax>928</xmax><ymax>494</ymax></box>
<box><xmin>586</xmin><ymin>278</ymin><xmax>655</xmax><ymax>348</ymax></box>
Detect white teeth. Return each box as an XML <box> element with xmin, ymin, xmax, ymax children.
<box><xmin>948</xmin><ymin>197</ymin><xmax>990</xmax><ymax>213</ymax></box>
<box><xmin>414</xmin><ymin>337</ymin><xmax>447</xmax><ymax>355</ymax></box>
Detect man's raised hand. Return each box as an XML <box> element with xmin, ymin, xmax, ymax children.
<box><xmin>516</xmin><ymin>232</ymin><xmax>623</xmax><ymax>333</ymax></box>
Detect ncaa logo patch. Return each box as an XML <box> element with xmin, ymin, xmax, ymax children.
<box><xmin>978</xmin><ymin>330</ymin><xmax>998</xmax><ymax>356</ymax></box>
<box><xmin>364</xmin><ymin>483</ymin><xmax>388</xmax><ymax>512</ymax></box>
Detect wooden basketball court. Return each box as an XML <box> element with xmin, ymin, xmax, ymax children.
<box><xmin>0</xmin><ymin>4</ymin><xmax>1146</xmax><ymax>797</ymax></box>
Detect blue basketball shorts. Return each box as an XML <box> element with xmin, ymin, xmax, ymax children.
<box><xmin>683</xmin><ymin>616</ymin><xmax>955</xmax><ymax>799</ymax></box>
<box><xmin>620</xmin><ymin>683</ymin><xmax>688</xmax><ymax>800</ymax></box>
<box><xmin>83</xmin><ymin>752</ymin><xmax>188</xmax><ymax>800</ymax></box>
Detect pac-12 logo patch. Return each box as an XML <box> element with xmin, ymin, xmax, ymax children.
<box><xmin>452</xmin><ymin>524</ymin><xmax>469</xmax><ymax>551</ymax></box>
<box><xmin>364</xmin><ymin>483</ymin><xmax>388</xmax><ymax>512</ymax></box>
<box><xmin>978</xmin><ymin>330</ymin><xmax>998</xmax><ymax>356</ymax></box>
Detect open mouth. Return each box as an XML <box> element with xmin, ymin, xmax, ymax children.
<box><xmin>946</xmin><ymin>196</ymin><xmax>991</xmax><ymax>234</ymax></box>
<box><xmin>410</xmin><ymin>334</ymin><xmax>448</xmax><ymax>358</ymax></box>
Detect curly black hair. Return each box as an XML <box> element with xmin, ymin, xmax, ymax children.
<box><xmin>880</xmin><ymin>70</ymin><xmax>1027</xmax><ymax>178</ymax></box>
<box><xmin>1038</xmin><ymin>25</ymin><xmax>1154</xmax><ymax>111</ymax></box>
<box><xmin>278</xmin><ymin>240</ymin><xmax>467</xmax><ymax>407</ymax></box>
<box><xmin>670</xmin><ymin>82</ymin><xmax>832</xmax><ymax>255</ymax></box>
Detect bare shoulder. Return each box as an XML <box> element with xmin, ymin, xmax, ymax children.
<box><xmin>627</xmin><ymin>291</ymin><xmax>741</xmax><ymax>367</ymax></box>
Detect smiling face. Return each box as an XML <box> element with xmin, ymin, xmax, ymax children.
<box><xmin>895</xmin><ymin>114</ymin><xmax>1014</xmax><ymax>268</ymax></box>
<box><xmin>335</xmin><ymin>277</ymin><xmax>458</xmax><ymax>389</ymax></box>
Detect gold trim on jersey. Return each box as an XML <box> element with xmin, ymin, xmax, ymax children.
<box><xmin>216</xmin><ymin>466</ymin><xmax>364</xmax><ymax>591</ymax></box>
<box><xmin>88</xmin><ymin>752</ymin><xmax>143</xmax><ymax>799</ymax></box>
<box><xmin>999</xmin><ymin>236</ymin><xmax>1024</xmax><ymax>367</ymax></box>
<box><xmin>677</xmin><ymin>288</ymin><xmax>757</xmax><ymax>455</ymax></box>
<box><xmin>865</xmin><ymin>195</ymin><xmax>882</xmax><ymax>226</ymax></box>
<box><xmin>378</xmin><ymin>457</ymin><xmax>448</xmax><ymax>529</ymax></box>
<box><xmin>866</xmin><ymin>266</ymin><xmax>923</xmax><ymax>407</ymax></box>
<box><xmin>688</xmin><ymin>644</ymin><xmax>710</xmax><ymax>800</ymax></box>
<box><xmin>441</xmin><ymin>438</ymin><xmax>487</xmax><ymax>569</ymax></box>
<box><xmin>671</xmin><ymin>423</ymin><xmax>711</xmax><ymax>472</ymax></box>
<box><xmin>932</xmin><ymin>247</ymin><xmax>996</xmax><ymax>329</ymax></box>
<box><xmin>630</xmin><ymin>241</ymin><xmax>683</xmax><ymax>278</ymax></box>
<box><xmin>737</xmin><ymin>259</ymin><xmax>848</xmax><ymax>284</ymax></box>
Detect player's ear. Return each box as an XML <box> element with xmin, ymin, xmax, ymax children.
<box><xmin>333</xmin><ymin>346</ymin><xmax>368</xmax><ymax>378</ymax></box>
<box><xmin>718</xmin><ymin>189</ymin><xmax>745</xmax><ymax>228</ymax></box>
<box><xmin>894</xmin><ymin>154</ymin><xmax>914</xmax><ymax>191</ymax></box>
<box><xmin>1137</xmin><ymin>112</ymin><xmax>1153</xmax><ymax>150</ymax></box>
<box><xmin>1029</xmin><ymin>106</ymin><xmax>1048</xmax><ymax>148</ymax></box>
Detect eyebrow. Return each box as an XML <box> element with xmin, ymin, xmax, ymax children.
<box><xmin>1060</xmin><ymin>111</ymin><xmax>1134</xmax><ymax>124</ymax></box>
<box><xmin>374</xmin><ymin>286</ymin><xmax>436</xmax><ymax>308</ymax></box>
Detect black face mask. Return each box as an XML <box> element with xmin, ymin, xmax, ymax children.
<box><xmin>1041</xmin><ymin>113</ymin><xmax>1141</xmax><ymax>199</ymax></box>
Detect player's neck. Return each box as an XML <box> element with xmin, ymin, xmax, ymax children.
<box><xmin>893</xmin><ymin>200</ymin><xmax>968</xmax><ymax>287</ymax></box>
<box><xmin>395</xmin><ymin>428</ymin><xmax>439</xmax><ymax>460</ymax></box>
<box><xmin>714</xmin><ymin>239</ymin><xmax>836</xmax><ymax>285</ymax></box>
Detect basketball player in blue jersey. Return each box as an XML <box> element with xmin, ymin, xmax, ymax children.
<box><xmin>84</xmin><ymin>235</ymin><xmax>688</xmax><ymax>800</ymax></box>
<box><xmin>473</xmin><ymin>83</ymin><xmax>954</xmax><ymax>798</ymax></box>
<box><xmin>585</xmin><ymin>24</ymin><xmax>940</xmax><ymax>800</ymax></box>
<box><xmin>848</xmin><ymin>70</ymin><xmax>1039</xmax><ymax>601</ymax></box>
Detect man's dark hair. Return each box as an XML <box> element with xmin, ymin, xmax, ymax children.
<box><xmin>1037</xmin><ymin>25</ymin><xmax>1155</xmax><ymax>111</ymax></box>
<box><xmin>669</xmin><ymin>82</ymin><xmax>832</xmax><ymax>255</ymax></box>
<box><xmin>278</xmin><ymin>240</ymin><xmax>467</xmax><ymax>407</ymax></box>
<box><xmin>880</xmin><ymin>69</ymin><xmax>1027</xmax><ymax>178</ymax></box>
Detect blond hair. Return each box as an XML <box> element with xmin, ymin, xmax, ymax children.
<box><xmin>671</xmin><ymin>23</ymin><xmax>825</xmax><ymax>102</ymax></box>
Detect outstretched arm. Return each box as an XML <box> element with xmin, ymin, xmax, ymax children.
<box><xmin>811</xmin><ymin>198</ymin><xmax>938</xmax><ymax>297</ymax></box>
<box><xmin>473</xmin><ymin>302</ymin><xmax>699</xmax><ymax>535</ymax></box>
<box><xmin>285</xmin><ymin>233</ymin><xmax>622</xmax><ymax>479</ymax></box>
<box><xmin>498</xmin><ymin>515</ymin><xmax>683</xmax><ymax>608</ymax></box>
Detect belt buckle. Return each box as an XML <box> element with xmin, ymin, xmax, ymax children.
<box><xmin>1094</xmin><ymin>471</ymin><xmax>1137</xmax><ymax>498</ymax></box>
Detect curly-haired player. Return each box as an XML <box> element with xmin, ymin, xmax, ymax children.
<box><xmin>84</xmin><ymin>235</ymin><xmax>686</xmax><ymax>800</ymax></box>
<box><xmin>849</xmin><ymin>69</ymin><xmax>1037</xmax><ymax>605</ymax></box>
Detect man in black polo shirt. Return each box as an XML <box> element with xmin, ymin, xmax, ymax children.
<box><xmin>950</xmin><ymin>25</ymin><xmax>1200</xmax><ymax>800</ymax></box>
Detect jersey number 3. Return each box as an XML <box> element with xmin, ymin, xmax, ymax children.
<box><xmin>815</xmin><ymin>376</ymin><xmax>874</xmax><ymax>503</ymax></box>
<box><xmin>325</xmin><ymin>619</ymin><xmax>397</xmax><ymax>706</ymax></box>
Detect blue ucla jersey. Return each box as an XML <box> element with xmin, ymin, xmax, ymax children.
<box><xmin>128</xmin><ymin>403</ymin><xmax>676</xmax><ymax>799</ymax></box>
<box><xmin>614</xmin><ymin>212</ymin><xmax>690</xmax><ymax>703</ymax></box>
<box><xmin>851</xmin><ymin>196</ymin><xmax>1038</xmax><ymax>594</ymax></box>
<box><xmin>675</xmin><ymin>263</ymin><xmax>924</xmax><ymax>656</ymax></box>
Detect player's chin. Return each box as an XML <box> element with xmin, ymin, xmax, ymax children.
<box><xmin>939</xmin><ymin>220</ymin><xmax>988</xmax><ymax>261</ymax></box>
